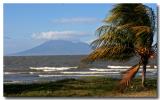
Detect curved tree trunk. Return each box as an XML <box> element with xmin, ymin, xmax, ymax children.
<box><xmin>119</xmin><ymin>63</ymin><xmax>141</xmax><ymax>87</ymax></box>
<box><xmin>141</xmin><ymin>56</ymin><xmax>148</xmax><ymax>87</ymax></box>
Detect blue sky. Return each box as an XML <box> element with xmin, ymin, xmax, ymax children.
<box><xmin>4</xmin><ymin>3</ymin><xmax>157</xmax><ymax>54</ymax></box>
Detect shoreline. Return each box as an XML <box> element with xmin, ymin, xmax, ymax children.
<box><xmin>4</xmin><ymin>65</ymin><xmax>158</xmax><ymax>84</ymax></box>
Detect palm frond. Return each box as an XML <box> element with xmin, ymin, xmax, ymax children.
<box><xmin>84</xmin><ymin>43</ymin><xmax>134</xmax><ymax>62</ymax></box>
<box><xmin>132</xmin><ymin>26</ymin><xmax>151</xmax><ymax>37</ymax></box>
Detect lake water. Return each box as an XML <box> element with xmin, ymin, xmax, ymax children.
<box><xmin>4</xmin><ymin>55</ymin><xmax>157</xmax><ymax>84</ymax></box>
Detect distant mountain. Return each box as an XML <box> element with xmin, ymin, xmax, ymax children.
<box><xmin>12</xmin><ymin>40</ymin><xmax>92</xmax><ymax>56</ymax></box>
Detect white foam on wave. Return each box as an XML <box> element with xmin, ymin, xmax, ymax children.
<box><xmin>154</xmin><ymin>66</ymin><xmax>157</xmax><ymax>68</ymax></box>
<box><xmin>61</xmin><ymin>71</ymin><xmax>119</xmax><ymax>74</ymax></box>
<box><xmin>89</xmin><ymin>68</ymin><xmax>126</xmax><ymax>72</ymax></box>
<box><xmin>38</xmin><ymin>74</ymin><xmax>104</xmax><ymax>77</ymax></box>
<box><xmin>4</xmin><ymin>72</ymin><xmax>24</xmax><ymax>75</ymax></box>
<box><xmin>29</xmin><ymin>72</ymin><xmax>43</xmax><ymax>75</ymax></box>
<box><xmin>107</xmin><ymin>66</ymin><xmax>131</xmax><ymax>69</ymax></box>
<box><xmin>107</xmin><ymin>65</ymin><xmax>154</xmax><ymax>69</ymax></box>
<box><xmin>140</xmin><ymin>65</ymin><xmax>153</xmax><ymax>68</ymax></box>
<box><xmin>90</xmin><ymin>68</ymin><xmax>157</xmax><ymax>72</ymax></box>
<box><xmin>30</xmin><ymin>66</ymin><xmax>78</xmax><ymax>71</ymax></box>
<box><xmin>139</xmin><ymin>69</ymin><xmax>157</xmax><ymax>72</ymax></box>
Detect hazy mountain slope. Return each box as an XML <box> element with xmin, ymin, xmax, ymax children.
<box><xmin>12</xmin><ymin>40</ymin><xmax>92</xmax><ymax>56</ymax></box>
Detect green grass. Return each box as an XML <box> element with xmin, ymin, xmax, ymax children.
<box><xmin>4</xmin><ymin>77</ymin><xmax>157</xmax><ymax>97</ymax></box>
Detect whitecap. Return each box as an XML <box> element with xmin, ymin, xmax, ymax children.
<box><xmin>139</xmin><ymin>69</ymin><xmax>157</xmax><ymax>72</ymax></box>
<box><xmin>107</xmin><ymin>66</ymin><xmax>131</xmax><ymax>69</ymax></box>
<box><xmin>4</xmin><ymin>72</ymin><xmax>24</xmax><ymax>75</ymax></box>
<box><xmin>154</xmin><ymin>66</ymin><xmax>157</xmax><ymax>68</ymax></box>
<box><xmin>30</xmin><ymin>66</ymin><xmax>78</xmax><ymax>71</ymax></box>
<box><xmin>108</xmin><ymin>65</ymin><xmax>156</xmax><ymax>69</ymax></box>
<box><xmin>89</xmin><ymin>68</ymin><xmax>126</xmax><ymax>72</ymax></box>
<box><xmin>61</xmin><ymin>71</ymin><xmax>120</xmax><ymax>74</ymax></box>
<box><xmin>38</xmin><ymin>74</ymin><xmax>104</xmax><ymax>77</ymax></box>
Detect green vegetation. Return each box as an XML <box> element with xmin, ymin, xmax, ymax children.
<box><xmin>4</xmin><ymin>77</ymin><xmax>157</xmax><ymax>97</ymax></box>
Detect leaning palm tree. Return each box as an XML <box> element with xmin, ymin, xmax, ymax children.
<box><xmin>82</xmin><ymin>4</ymin><xmax>156</xmax><ymax>87</ymax></box>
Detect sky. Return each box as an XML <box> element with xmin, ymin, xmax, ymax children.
<box><xmin>4</xmin><ymin>3</ymin><xmax>157</xmax><ymax>54</ymax></box>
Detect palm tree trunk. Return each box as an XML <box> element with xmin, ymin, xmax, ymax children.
<box><xmin>141</xmin><ymin>56</ymin><xmax>148</xmax><ymax>87</ymax></box>
<box><xmin>142</xmin><ymin>64</ymin><xmax>146</xmax><ymax>87</ymax></box>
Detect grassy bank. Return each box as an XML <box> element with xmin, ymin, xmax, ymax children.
<box><xmin>4</xmin><ymin>77</ymin><xmax>157</xmax><ymax>97</ymax></box>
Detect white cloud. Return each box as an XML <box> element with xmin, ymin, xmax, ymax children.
<box><xmin>32</xmin><ymin>31</ymin><xmax>90</xmax><ymax>41</ymax></box>
<box><xmin>52</xmin><ymin>17</ymin><xmax>101</xmax><ymax>24</ymax></box>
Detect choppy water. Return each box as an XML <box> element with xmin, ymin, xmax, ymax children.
<box><xmin>4</xmin><ymin>56</ymin><xmax>157</xmax><ymax>84</ymax></box>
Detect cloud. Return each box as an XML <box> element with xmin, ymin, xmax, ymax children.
<box><xmin>32</xmin><ymin>31</ymin><xmax>90</xmax><ymax>41</ymax></box>
<box><xmin>52</xmin><ymin>17</ymin><xmax>101</xmax><ymax>24</ymax></box>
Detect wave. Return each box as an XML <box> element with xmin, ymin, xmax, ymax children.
<box><xmin>154</xmin><ymin>66</ymin><xmax>157</xmax><ymax>68</ymax></box>
<box><xmin>29</xmin><ymin>72</ymin><xmax>43</xmax><ymax>75</ymax></box>
<box><xmin>139</xmin><ymin>69</ymin><xmax>157</xmax><ymax>72</ymax></box>
<box><xmin>89</xmin><ymin>68</ymin><xmax>126</xmax><ymax>72</ymax></box>
<box><xmin>4</xmin><ymin>72</ymin><xmax>25</xmax><ymax>75</ymax></box>
<box><xmin>29</xmin><ymin>66</ymin><xmax>78</xmax><ymax>71</ymax></box>
<box><xmin>90</xmin><ymin>68</ymin><xmax>157</xmax><ymax>72</ymax></box>
<box><xmin>137</xmin><ymin>72</ymin><xmax>157</xmax><ymax>76</ymax></box>
<box><xmin>107</xmin><ymin>65</ymin><xmax>157</xmax><ymax>69</ymax></box>
<box><xmin>107</xmin><ymin>66</ymin><xmax>131</xmax><ymax>69</ymax></box>
<box><xmin>38</xmin><ymin>74</ymin><xmax>104</xmax><ymax>77</ymax></box>
<box><xmin>4</xmin><ymin>81</ymin><xmax>23</xmax><ymax>84</ymax></box>
<box><xmin>61</xmin><ymin>71</ymin><xmax>120</xmax><ymax>74</ymax></box>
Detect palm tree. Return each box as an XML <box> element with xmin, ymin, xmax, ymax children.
<box><xmin>82</xmin><ymin>4</ymin><xmax>156</xmax><ymax>87</ymax></box>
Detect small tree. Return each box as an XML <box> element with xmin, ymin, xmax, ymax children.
<box><xmin>83</xmin><ymin>4</ymin><xmax>156</xmax><ymax>87</ymax></box>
